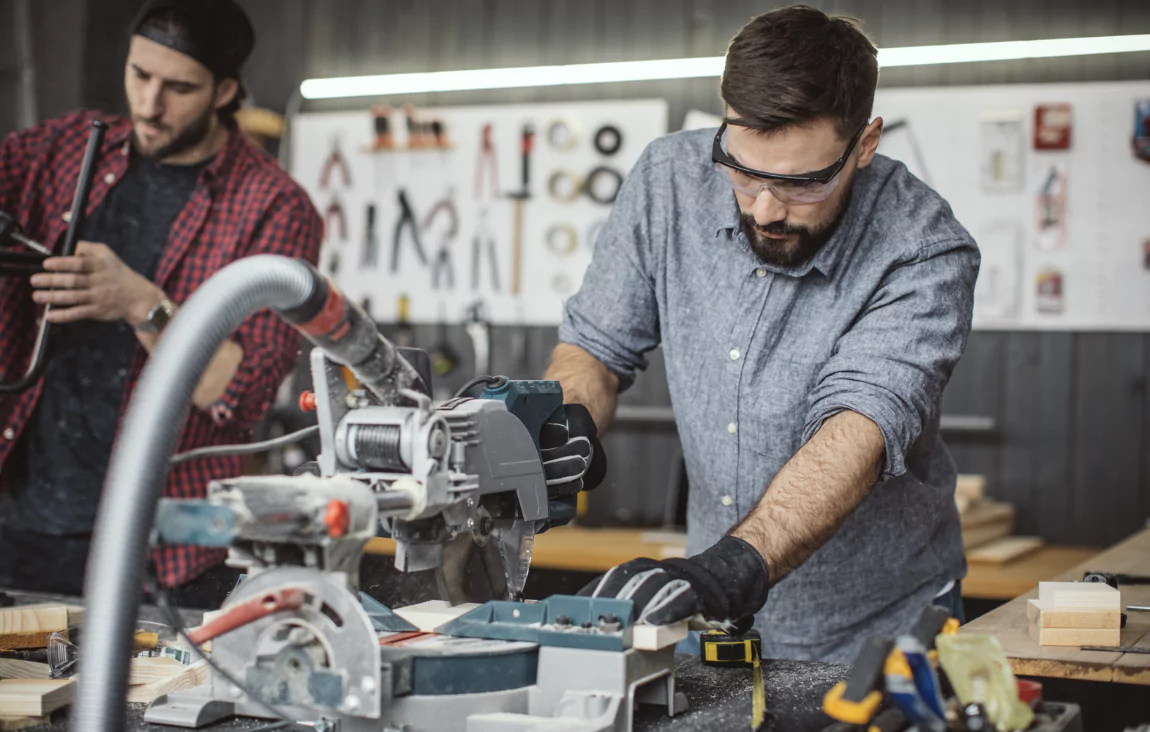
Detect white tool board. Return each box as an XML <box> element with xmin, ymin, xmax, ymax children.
<box><xmin>874</xmin><ymin>80</ymin><xmax>1150</xmax><ymax>331</ymax></box>
<box><xmin>290</xmin><ymin>99</ymin><xmax>668</xmax><ymax>326</ymax></box>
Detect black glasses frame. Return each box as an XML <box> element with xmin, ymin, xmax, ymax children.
<box><xmin>711</xmin><ymin>122</ymin><xmax>867</xmax><ymax>184</ymax></box>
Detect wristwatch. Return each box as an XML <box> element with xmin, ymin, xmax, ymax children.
<box><xmin>135</xmin><ymin>297</ymin><xmax>176</xmax><ymax>334</ymax></box>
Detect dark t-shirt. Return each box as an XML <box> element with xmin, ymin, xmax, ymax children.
<box><xmin>7</xmin><ymin>153</ymin><xmax>209</xmax><ymax>534</ymax></box>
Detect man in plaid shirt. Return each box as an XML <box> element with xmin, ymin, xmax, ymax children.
<box><xmin>0</xmin><ymin>0</ymin><xmax>321</xmax><ymax>606</ymax></box>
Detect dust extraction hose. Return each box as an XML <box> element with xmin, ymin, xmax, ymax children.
<box><xmin>73</xmin><ymin>255</ymin><xmax>419</xmax><ymax>732</ymax></box>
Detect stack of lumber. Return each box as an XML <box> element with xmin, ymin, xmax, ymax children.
<box><xmin>0</xmin><ymin>679</ymin><xmax>73</xmax><ymax>729</ymax></box>
<box><xmin>956</xmin><ymin>474</ymin><xmax>1045</xmax><ymax>562</ymax></box>
<box><xmin>1027</xmin><ymin>581</ymin><xmax>1121</xmax><ymax>647</ymax></box>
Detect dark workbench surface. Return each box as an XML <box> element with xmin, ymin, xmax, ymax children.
<box><xmin>21</xmin><ymin>655</ymin><xmax>848</xmax><ymax>732</ymax></box>
<box><xmin>4</xmin><ymin>591</ymin><xmax>847</xmax><ymax>732</ymax></box>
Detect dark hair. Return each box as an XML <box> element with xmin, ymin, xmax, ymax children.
<box><xmin>720</xmin><ymin>5</ymin><xmax>878</xmax><ymax>140</ymax></box>
<box><xmin>137</xmin><ymin>9</ymin><xmax>247</xmax><ymax>120</ymax></box>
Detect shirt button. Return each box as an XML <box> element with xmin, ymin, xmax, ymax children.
<box><xmin>727</xmin><ymin>422</ymin><xmax>737</xmax><ymax>435</ymax></box>
<box><xmin>2</xmin><ymin>428</ymin><xmax>14</xmax><ymax>440</ymax></box>
<box><xmin>104</xmin><ymin>172</ymin><xmax>116</xmax><ymax>184</ymax></box>
<box><xmin>729</xmin><ymin>348</ymin><xmax>741</xmax><ymax>361</ymax></box>
<box><xmin>721</xmin><ymin>495</ymin><xmax>733</xmax><ymax>507</ymax></box>
<box><xmin>755</xmin><ymin>268</ymin><xmax>767</xmax><ymax>278</ymax></box>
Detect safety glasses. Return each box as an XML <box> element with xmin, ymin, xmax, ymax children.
<box><xmin>712</xmin><ymin>122</ymin><xmax>866</xmax><ymax>204</ymax></box>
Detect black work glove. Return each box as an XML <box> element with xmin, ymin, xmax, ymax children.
<box><xmin>578</xmin><ymin>536</ymin><xmax>769</xmax><ymax>627</ymax></box>
<box><xmin>539</xmin><ymin>403</ymin><xmax>607</xmax><ymax>498</ymax></box>
<box><xmin>537</xmin><ymin>403</ymin><xmax>606</xmax><ymax>532</ymax></box>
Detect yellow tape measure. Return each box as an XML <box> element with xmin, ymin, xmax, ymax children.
<box><xmin>700</xmin><ymin>630</ymin><xmax>765</xmax><ymax>729</ymax></box>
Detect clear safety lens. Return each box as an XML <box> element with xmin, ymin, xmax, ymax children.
<box><xmin>716</xmin><ymin>163</ymin><xmax>841</xmax><ymax>204</ymax></box>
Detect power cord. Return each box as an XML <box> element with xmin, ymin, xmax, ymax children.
<box><xmin>170</xmin><ymin>425</ymin><xmax>320</xmax><ymax>464</ymax></box>
<box><xmin>453</xmin><ymin>375</ymin><xmax>507</xmax><ymax>399</ymax></box>
<box><xmin>147</xmin><ymin>569</ymin><xmax>309</xmax><ymax>732</ymax></box>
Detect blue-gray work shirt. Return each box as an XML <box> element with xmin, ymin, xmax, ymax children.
<box><xmin>559</xmin><ymin>128</ymin><xmax>980</xmax><ymax>663</ymax></box>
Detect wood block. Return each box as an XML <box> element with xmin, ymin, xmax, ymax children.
<box><xmin>1038</xmin><ymin>582</ymin><xmax>1120</xmax><ymax>610</ymax></box>
<box><xmin>968</xmin><ymin>536</ymin><xmax>1045</xmax><ymax>565</ymax></box>
<box><xmin>955</xmin><ymin>474</ymin><xmax>986</xmax><ymax>502</ymax></box>
<box><xmin>960</xmin><ymin>500</ymin><xmax>1014</xmax><ymax>529</ymax></box>
<box><xmin>127</xmin><ymin>656</ymin><xmax>186</xmax><ymax>686</ymax></box>
<box><xmin>962</xmin><ymin>522</ymin><xmax>1014</xmax><ymax>550</ymax></box>
<box><xmin>0</xmin><ymin>679</ymin><xmax>74</xmax><ymax>717</ymax></box>
<box><xmin>125</xmin><ymin>660</ymin><xmax>209</xmax><ymax>704</ymax></box>
<box><xmin>1027</xmin><ymin>600</ymin><xmax>1121</xmax><ymax>629</ymax></box>
<box><xmin>0</xmin><ymin>715</ymin><xmax>49</xmax><ymax>731</ymax></box>
<box><xmin>0</xmin><ymin>660</ymin><xmax>49</xmax><ymax>681</ymax></box>
<box><xmin>0</xmin><ymin>605</ymin><xmax>81</xmax><ymax>652</ymax></box>
<box><xmin>392</xmin><ymin>601</ymin><xmax>480</xmax><ymax>633</ymax></box>
<box><xmin>1028</xmin><ymin>623</ymin><xmax>1120</xmax><ymax>647</ymax></box>
<box><xmin>632</xmin><ymin>621</ymin><xmax>688</xmax><ymax>651</ymax></box>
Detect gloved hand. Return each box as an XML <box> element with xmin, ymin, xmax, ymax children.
<box><xmin>537</xmin><ymin>403</ymin><xmax>606</xmax><ymax>531</ymax></box>
<box><xmin>578</xmin><ymin>536</ymin><xmax>770</xmax><ymax>627</ymax></box>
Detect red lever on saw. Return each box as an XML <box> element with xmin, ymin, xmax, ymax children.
<box><xmin>187</xmin><ymin>588</ymin><xmax>306</xmax><ymax>645</ymax></box>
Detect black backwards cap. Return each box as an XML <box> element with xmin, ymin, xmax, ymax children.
<box><xmin>129</xmin><ymin>0</ymin><xmax>255</xmax><ymax>79</ymax></box>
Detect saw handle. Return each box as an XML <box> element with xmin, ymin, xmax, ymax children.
<box><xmin>186</xmin><ymin>588</ymin><xmax>306</xmax><ymax>645</ymax></box>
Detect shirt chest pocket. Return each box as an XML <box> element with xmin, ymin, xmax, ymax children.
<box><xmin>742</xmin><ymin>357</ymin><xmax>821</xmax><ymax>459</ymax></box>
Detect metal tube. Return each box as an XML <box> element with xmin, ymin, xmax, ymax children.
<box><xmin>376</xmin><ymin>490</ymin><xmax>415</xmax><ymax>515</ymax></box>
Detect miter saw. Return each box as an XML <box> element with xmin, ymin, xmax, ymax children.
<box><xmin>117</xmin><ymin>256</ymin><xmax>688</xmax><ymax>732</ymax></box>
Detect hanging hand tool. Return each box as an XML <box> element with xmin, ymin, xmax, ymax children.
<box><xmin>1</xmin><ymin>119</ymin><xmax>106</xmax><ymax>394</ymax></box>
<box><xmin>324</xmin><ymin>197</ymin><xmax>347</xmax><ymax>241</ymax></box>
<box><xmin>319</xmin><ymin>138</ymin><xmax>351</xmax><ymax>189</ymax></box>
<box><xmin>471</xmin><ymin>208</ymin><xmax>500</xmax><ymax>291</ymax></box>
<box><xmin>465</xmin><ymin>301</ymin><xmax>491</xmax><ymax>376</ymax></box>
<box><xmin>371</xmin><ymin>105</ymin><xmax>393</xmax><ymax>150</ymax></box>
<box><xmin>475</xmin><ymin>123</ymin><xmax>499</xmax><ymax>199</ymax></box>
<box><xmin>505</xmin><ymin>124</ymin><xmax>534</xmax><ymax>296</ymax></box>
<box><xmin>427</xmin><ymin>306</ymin><xmax>461</xmax><ymax>383</ymax></box>
<box><xmin>360</xmin><ymin>203</ymin><xmax>379</xmax><ymax>268</ymax></box>
<box><xmin>423</xmin><ymin>194</ymin><xmax>459</xmax><ymax>290</ymax></box>
<box><xmin>394</xmin><ymin>293</ymin><xmax>414</xmax><ymax>349</ymax></box>
<box><xmin>390</xmin><ymin>189</ymin><xmax>428</xmax><ymax>274</ymax></box>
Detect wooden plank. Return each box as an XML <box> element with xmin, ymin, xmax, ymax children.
<box><xmin>1028</xmin><ymin>624</ymin><xmax>1120</xmax><ymax>648</ymax></box>
<box><xmin>954</xmin><ymin>474</ymin><xmax>986</xmax><ymax>503</ymax></box>
<box><xmin>0</xmin><ymin>715</ymin><xmax>49</xmax><ymax>731</ymax></box>
<box><xmin>0</xmin><ymin>605</ymin><xmax>81</xmax><ymax>652</ymax></box>
<box><xmin>1027</xmin><ymin>600</ymin><xmax>1121</xmax><ymax>629</ymax></box>
<box><xmin>962</xmin><ymin>546</ymin><xmax>1100</xmax><ymax>600</ymax></box>
<box><xmin>0</xmin><ymin>679</ymin><xmax>73</xmax><ymax>717</ymax></box>
<box><xmin>1038</xmin><ymin>582</ymin><xmax>1119</xmax><ymax>610</ymax></box>
<box><xmin>962</xmin><ymin>528</ymin><xmax>1150</xmax><ymax>685</ymax></box>
<box><xmin>633</xmin><ymin>621</ymin><xmax>688</xmax><ymax>651</ymax></box>
<box><xmin>392</xmin><ymin>601</ymin><xmax>480</xmax><ymax>633</ymax></box>
<box><xmin>127</xmin><ymin>656</ymin><xmax>186</xmax><ymax>686</ymax></box>
<box><xmin>960</xmin><ymin>500</ymin><xmax>1014</xmax><ymax>529</ymax></box>
<box><xmin>967</xmin><ymin>536</ymin><xmax>1044</xmax><ymax>564</ymax></box>
<box><xmin>124</xmin><ymin>660</ymin><xmax>209</xmax><ymax>705</ymax></box>
<box><xmin>0</xmin><ymin>661</ymin><xmax>48</xmax><ymax>681</ymax></box>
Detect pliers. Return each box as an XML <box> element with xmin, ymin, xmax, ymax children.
<box><xmin>390</xmin><ymin>189</ymin><xmax>428</xmax><ymax>274</ymax></box>
<box><xmin>471</xmin><ymin>208</ymin><xmax>499</xmax><ymax>292</ymax></box>
<box><xmin>319</xmin><ymin>140</ymin><xmax>351</xmax><ymax>189</ymax></box>
<box><xmin>423</xmin><ymin>195</ymin><xmax>459</xmax><ymax>290</ymax></box>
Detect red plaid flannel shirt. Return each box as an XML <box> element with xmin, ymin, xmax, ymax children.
<box><xmin>0</xmin><ymin>110</ymin><xmax>322</xmax><ymax>586</ymax></box>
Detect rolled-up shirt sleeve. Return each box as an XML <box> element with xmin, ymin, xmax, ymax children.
<box><xmin>558</xmin><ymin>150</ymin><xmax>662</xmax><ymax>391</ymax></box>
<box><xmin>802</xmin><ymin>237</ymin><xmax>979</xmax><ymax>479</ymax></box>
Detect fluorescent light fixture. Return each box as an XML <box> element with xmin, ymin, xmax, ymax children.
<box><xmin>300</xmin><ymin>34</ymin><xmax>1150</xmax><ymax>100</ymax></box>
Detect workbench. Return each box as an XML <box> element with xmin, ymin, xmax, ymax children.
<box><xmin>365</xmin><ymin>526</ymin><xmax>1100</xmax><ymax>600</ymax></box>
<box><xmin>962</xmin><ymin>527</ymin><xmax>1150</xmax><ymax>685</ymax></box>
<box><xmin>3</xmin><ymin>592</ymin><xmax>848</xmax><ymax>732</ymax></box>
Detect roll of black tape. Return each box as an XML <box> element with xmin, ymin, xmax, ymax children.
<box><xmin>585</xmin><ymin>166</ymin><xmax>623</xmax><ymax>205</ymax></box>
<box><xmin>593</xmin><ymin>124</ymin><xmax>623</xmax><ymax>156</ymax></box>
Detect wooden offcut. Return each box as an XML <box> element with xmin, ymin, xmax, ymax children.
<box><xmin>0</xmin><ymin>679</ymin><xmax>73</xmax><ymax>717</ymax></box>
<box><xmin>960</xmin><ymin>500</ymin><xmax>1015</xmax><ymax>550</ymax></box>
<box><xmin>0</xmin><ymin>605</ymin><xmax>81</xmax><ymax>652</ymax></box>
<box><xmin>127</xmin><ymin>656</ymin><xmax>186</xmax><ymax>686</ymax></box>
<box><xmin>125</xmin><ymin>660</ymin><xmax>209</xmax><ymax>704</ymax></box>
<box><xmin>1028</xmin><ymin>624</ymin><xmax>1120</xmax><ymax>647</ymax></box>
<box><xmin>1027</xmin><ymin>599</ymin><xmax>1121</xmax><ymax>629</ymax></box>
<box><xmin>0</xmin><ymin>714</ymin><xmax>49</xmax><ymax>731</ymax></box>
<box><xmin>968</xmin><ymin>536</ymin><xmax>1045</xmax><ymax>564</ymax></box>
<box><xmin>632</xmin><ymin>621</ymin><xmax>688</xmax><ymax>651</ymax></box>
<box><xmin>393</xmin><ymin>601</ymin><xmax>480</xmax><ymax>633</ymax></box>
<box><xmin>0</xmin><ymin>660</ymin><xmax>49</xmax><ymax>681</ymax></box>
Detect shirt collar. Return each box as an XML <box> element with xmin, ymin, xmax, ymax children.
<box><xmin>111</xmin><ymin>117</ymin><xmax>244</xmax><ymax>195</ymax></box>
<box><xmin>711</xmin><ymin>165</ymin><xmax>866</xmax><ymax>280</ymax></box>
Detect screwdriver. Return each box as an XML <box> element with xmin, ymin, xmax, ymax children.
<box><xmin>0</xmin><ymin>211</ymin><xmax>51</xmax><ymax>256</ymax></box>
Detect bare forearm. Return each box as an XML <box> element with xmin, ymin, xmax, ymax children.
<box><xmin>732</xmin><ymin>410</ymin><xmax>884</xmax><ymax>582</ymax></box>
<box><xmin>543</xmin><ymin>343</ymin><xmax>620</xmax><ymax>436</ymax></box>
<box><xmin>135</xmin><ymin>330</ymin><xmax>244</xmax><ymax>410</ymax></box>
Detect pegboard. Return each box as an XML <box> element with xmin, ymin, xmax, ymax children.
<box><xmin>290</xmin><ymin>99</ymin><xmax>668</xmax><ymax>326</ymax></box>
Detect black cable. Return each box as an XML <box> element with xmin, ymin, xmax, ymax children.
<box><xmin>170</xmin><ymin>425</ymin><xmax>320</xmax><ymax>464</ymax></box>
<box><xmin>584</xmin><ymin>166</ymin><xmax>624</xmax><ymax>205</ymax></box>
<box><xmin>453</xmin><ymin>375</ymin><xmax>507</xmax><ymax>398</ymax></box>
<box><xmin>593</xmin><ymin>124</ymin><xmax>622</xmax><ymax>156</ymax></box>
<box><xmin>147</xmin><ymin>570</ymin><xmax>309</xmax><ymax>732</ymax></box>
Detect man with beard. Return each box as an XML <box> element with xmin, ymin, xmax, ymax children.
<box><xmin>546</xmin><ymin>5</ymin><xmax>980</xmax><ymax>662</ymax></box>
<box><xmin>0</xmin><ymin>0</ymin><xmax>321</xmax><ymax>606</ymax></box>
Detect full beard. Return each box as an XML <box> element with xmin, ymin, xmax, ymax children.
<box><xmin>131</xmin><ymin>106</ymin><xmax>214</xmax><ymax>161</ymax></box>
<box><xmin>740</xmin><ymin>183</ymin><xmax>854</xmax><ymax>268</ymax></box>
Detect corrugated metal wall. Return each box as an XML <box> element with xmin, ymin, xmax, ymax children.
<box><xmin>51</xmin><ymin>0</ymin><xmax>1150</xmax><ymax>545</ymax></box>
